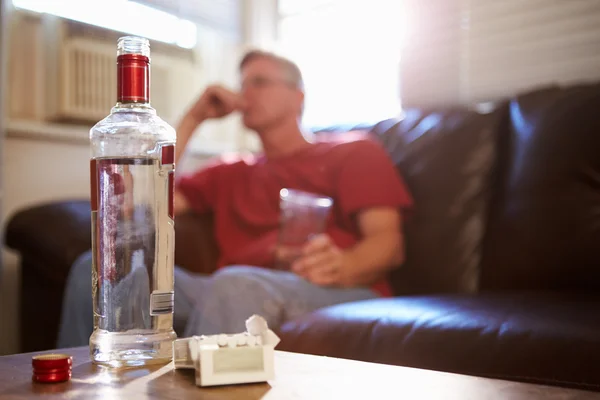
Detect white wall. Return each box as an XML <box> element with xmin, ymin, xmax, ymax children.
<box><xmin>0</xmin><ymin>138</ymin><xmax>90</xmax><ymax>355</ymax></box>
<box><xmin>3</xmin><ymin>139</ymin><xmax>90</xmax><ymax>220</ymax></box>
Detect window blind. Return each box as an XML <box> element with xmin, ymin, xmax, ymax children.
<box><xmin>401</xmin><ymin>0</ymin><xmax>600</xmax><ymax>107</ymax></box>
<box><xmin>467</xmin><ymin>0</ymin><xmax>600</xmax><ymax>103</ymax></box>
<box><xmin>400</xmin><ymin>0</ymin><xmax>465</xmax><ymax>108</ymax></box>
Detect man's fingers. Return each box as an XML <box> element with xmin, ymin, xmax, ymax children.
<box><xmin>306</xmin><ymin>261</ymin><xmax>340</xmax><ymax>286</ymax></box>
<box><xmin>303</xmin><ymin>234</ymin><xmax>332</xmax><ymax>255</ymax></box>
<box><xmin>292</xmin><ymin>250</ymin><xmax>335</xmax><ymax>274</ymax></box>
<box><xmin>214</xmin><ymin>86</ymin><xmax>242</xmax><ymax>105</ymax></box>
<box><xmin>199</xmin><ymin>85</ymin><xmax>243</xmax><ymax>119</ymax></box>
<box><xmin>210</xmin><ymin>92</ymin><xmax>237</xmax><ymax>113</ymax></box>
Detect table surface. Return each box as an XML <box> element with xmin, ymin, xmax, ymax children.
<box><xmin>1</xmin><ymin>347</ymin><xmax>599</xmax><ymax>399</ymax></box>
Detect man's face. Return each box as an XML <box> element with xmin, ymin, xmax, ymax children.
<box><xmin>240</xmin><ymin>57</ymin><xmax>303</xmax><ymax>132</ymax></box>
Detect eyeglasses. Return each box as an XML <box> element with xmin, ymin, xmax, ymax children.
<box><xmin>240</xmin><ymin>76</ymin><xmax>296</xmax><ymax>92</ymax></box>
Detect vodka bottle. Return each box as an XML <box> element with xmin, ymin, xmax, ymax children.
<box><xmin>89</xmin><ymin>36</ymin><xmax>177</xmax><ymax>367</ymax></box>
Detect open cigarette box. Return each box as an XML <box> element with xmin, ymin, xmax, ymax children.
<box><xmin>172</xmin><ymin>315</ymin><xmax>280</xmax><ymax>387</ymax></box>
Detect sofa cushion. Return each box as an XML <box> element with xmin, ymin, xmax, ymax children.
<box><xmin>480</xmin><ymin>83</ymin><xmax>600</xmax><ymax>291</ymax></box>
<box><xmin>370</xmin><ymin>106</ymin><xmax>506</xmax><ymax>294</ymax></box>
<box><xmin>278</xmin><ymin>293</ymin><xmax>600</xmax><ymax>390</ymax></box>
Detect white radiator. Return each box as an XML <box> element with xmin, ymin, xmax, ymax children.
<box><xmin>9</xmin><ymin>13</ymin><xmax>199</xmax><ymax>125</ymax></box>
<box><xmin>58</xmin><ymin>38</ymin><xmax>116</xmax><ymax>122</ymax></box>
<box><xmin>54</xmin><ymin>39</ymin><xmax>193</xmax><ymax>124</ymax></box>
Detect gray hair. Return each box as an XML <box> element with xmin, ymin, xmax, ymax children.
<box><xmin>239</xmin><ymin>49</ymin><xmax>305</xmax><ymax>92</ymax></box>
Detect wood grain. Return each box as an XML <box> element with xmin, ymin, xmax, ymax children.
<box><xmin>1</xmin><ymin>347</ymin><xmax>599</xmax><ymax>399</ymax></box>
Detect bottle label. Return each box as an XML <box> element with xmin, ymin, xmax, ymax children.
<box><xmin>161</xmin><ymin>144</ymin><xmax>174</xmax><ymax>165</ymax></box>
<box><xmin>90</xmin><ymin>159</ymin><xmax>98</xmax><ymax>212</ymax></box>
<box><xmin>168</xmin><ymin>172</ymin><xmax>174</xmax><ymax>219</ymax></box>
<box><xmin>160</xmin><ymin>144</ymin><xmax>175</xmax><ymax>219</ymax></box>
<box><xmin>150</xmin><ymin>290</ymin><xmax>175</xmax><ymax>315</ymax></box>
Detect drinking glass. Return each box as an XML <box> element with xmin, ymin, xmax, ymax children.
<box><xmin>275</xmin><ymin>188</ymin><xmax>333</xmax><ymax>269</ymax></box>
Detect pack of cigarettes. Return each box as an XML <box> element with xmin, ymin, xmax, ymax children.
<box><xmin>172</xmin><ymin>314</ymin><xmax>280</xmax><ymax>387</ymax></box>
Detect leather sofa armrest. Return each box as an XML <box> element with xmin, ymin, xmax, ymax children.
<box><xmin>5</xmin><ymin>200</ymin><xmax>92</xmax><ymax>285</ymax></box>
<box><xmin>5</xmin><ymin>200</ymin><xmax>220</xmax><ymax>283</ymax></box>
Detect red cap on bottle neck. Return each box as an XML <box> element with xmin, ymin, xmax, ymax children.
<box><xmin>117</xmin><ymin>53</ymin><xmax>150</xmax><ymax>104</ymax></box>
<box><xmin>116</xmin><ymin>36</ymin><xmax>151</xmax><ymax>104</ymax></box>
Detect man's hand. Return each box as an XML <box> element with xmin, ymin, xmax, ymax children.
<box><xmin>175</xmin><ymin>85</ymin><xmax>244</xmax><ymax>164</ymax></box>
<box><xmin>188</xmin><ymin>85</ymin><xmax>244</xmax><ymax>123</ymax></box>
<box><xmin>291</xmin><ymin>234</ymin><xmax>347</xmax><ymax>287</ymax></box>
<box><xmin>292</xmin><ymin>207</ymin><xmax>404</xmax><ymax>288</ymax></box>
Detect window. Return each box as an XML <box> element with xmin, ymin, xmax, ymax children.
<box><xmin>276</xmin><ymin>0</ymin><xmax>403</xmax><ymax>129</ymax></box>
<box><xmin>11</xmin><ymin>0</ymin><xmax>197</xmax><ymax>49</ymax></box>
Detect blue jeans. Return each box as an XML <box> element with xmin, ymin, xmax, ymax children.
<box><xmin>57</xmin><ymin>250</ymin><xmax>378</xmax><ymax>348</ymax></box>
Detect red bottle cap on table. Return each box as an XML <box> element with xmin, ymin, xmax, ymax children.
<box><xmin>32</xmin><ymin>354</ymin><xmax>72</xmax><ymax>383</ymax></box>
<box><xmin>32</xmin><ymin>369</ymin><xmax>72</xmax><ymax>383</ymax></box>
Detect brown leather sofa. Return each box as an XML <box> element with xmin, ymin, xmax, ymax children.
<box><xmin>6</xmin><ymin>83</ymin><xmax>600</xmax><ymax>391</ymax></box>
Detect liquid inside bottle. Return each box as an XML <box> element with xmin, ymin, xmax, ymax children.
<box><xmin>89</xmin><ymin>36</ymin><xmax>177</xmax><ymax>368</ymax></box>
<box><xmin>90</xmin><ymin>155</ymin><xmax>176</xmax><ymax>367</ymax></box>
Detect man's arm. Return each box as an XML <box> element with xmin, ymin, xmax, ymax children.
<box><xmin>173</xmin><ymin>114</ymin><xmax>199</xmax><ymax>216</ymax></box>
<box><xmin>291</xmin><ymin>206</ymin><xmax>404</xmax><ymax>288</ymax></box>
<box><xmin>176</xmin><ymin>84</ymin><xmax>243</xmax><ymax>164</ymax></box>
<box><xmin>341</xmin><ymin>206</ymin><xmax>403</xmax><ymax>287</ymax></box>
<box><xmin>173</xmin><ymin>85</ymin><xmax>243</xmax><ymax>215</ymax></box>
<box><xmin>175</xmin><ymin>113</ymin><xmax>201</xmax><ymax>165</ymax></box>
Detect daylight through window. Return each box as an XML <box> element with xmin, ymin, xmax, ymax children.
<box><xmin>11</xmin><ymin>0</ymin><xmax>197</xmax><ymax>49</ymax></box>
<box><xmin>276</xmin><ymin>0</ymin><xmax>403</xmax><ymax>129</ymax></box>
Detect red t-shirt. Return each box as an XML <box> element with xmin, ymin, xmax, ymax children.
<box><xmin>176</xmin><ymin>138</ymin><xmax>413</xmax><ymax>296</ymax></box>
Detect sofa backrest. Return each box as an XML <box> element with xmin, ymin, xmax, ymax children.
<box><xmin>371</xmin><ymin>106</ymin><xmax>507</xmax><ymax>295</ymax></box>
<box><xmin>480</xmin><ymin>83</ymin><xmax>600</xmax><ymax>292</ymax></box>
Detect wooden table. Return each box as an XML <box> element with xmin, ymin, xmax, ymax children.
<box><xmin>1</xmin><ymin>347</ymin><xmax>599</xmax><ymax>399</ymax></box>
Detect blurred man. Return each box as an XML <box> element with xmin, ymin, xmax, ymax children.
<box><xmin>58</xmin><ymin>50</ymin><xmax>412</xmax><ymax>347</ymax></box>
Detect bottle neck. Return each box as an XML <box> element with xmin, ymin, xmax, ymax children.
<box><xmin>117</xmin><ymin>54</ymin><xmax>150</xmax><ymax>104</ymax></box>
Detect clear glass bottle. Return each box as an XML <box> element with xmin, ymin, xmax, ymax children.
<box><xmin>89</xmin><ymin>36</ymin><xmax>177</xmax><ymax>367</ymax></box>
